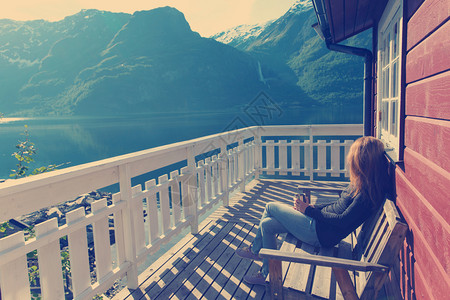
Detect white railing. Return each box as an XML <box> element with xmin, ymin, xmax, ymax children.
<box><xmin>0</xmin><ymin>124</ymin><xmax>362</xmax><ymax>299</ymax></box>
<box><xmin>256</xmin><ymin>125</ymin><xmax>360</xmax><ymax>180</ymax></box>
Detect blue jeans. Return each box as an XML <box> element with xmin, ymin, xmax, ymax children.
<box><xmin>251</xmin><ymin>202</ymin><xmax>320</xmax><ymax>277</ymax></box>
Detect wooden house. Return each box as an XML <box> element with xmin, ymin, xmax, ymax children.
<box><xmin>311</xmin><ymin>0</ymin><xmax>449</xmax><ymax>299</ymax></box>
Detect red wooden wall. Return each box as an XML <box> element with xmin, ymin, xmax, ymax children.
<box><xmin>395</xmin><ymin>0</ymin><xmax>450</xmax><ymax>299</ymax></box>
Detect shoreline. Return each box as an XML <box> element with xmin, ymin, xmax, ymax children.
<box><xmin>0</xmin><ymin>117</ymin><xmax>29</xmax><ymax>124</ymax></box>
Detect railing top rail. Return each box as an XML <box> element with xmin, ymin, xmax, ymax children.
<box><xmin>255</xmin><ymin>124</ymin><xmax>362</xmax><ymax>130</ymax></box>
<box><xmin>257</xmin><ymin>124</ymin><xmax>363</xmax><ymax>136</ymax></box>
<box><xmin>0</xmin><ymin>126</ymin><xmax>254</xmax><ymax>190</ymax></box>
<box><xmin>0</xmin><ymin>126</ymin><xmax>254</xmax><ymax>221</ymax></box>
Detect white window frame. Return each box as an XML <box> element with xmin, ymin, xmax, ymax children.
<box><xmin>377</xmin><ymin>0</ymin><xmax>403</xmax><ymax>161</ymax></box>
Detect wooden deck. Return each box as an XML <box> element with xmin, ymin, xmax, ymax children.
<box><xmin>114</xmin><ymin>179</ymin><xmax>347</xmax><ymax>300</ymax></box>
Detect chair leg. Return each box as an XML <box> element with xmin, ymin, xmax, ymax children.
<box><xmin>332</xmin><ymin>267</ymin><xmax>359</xmax><ymax>300</ymax></box>
<box><xmin>268</xmin><ymin>259</ymin><xmax>283</xmax><ymax>300</ymax></box>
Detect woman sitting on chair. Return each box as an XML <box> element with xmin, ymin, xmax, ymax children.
<box><xmin>236</xmin><ymin>136</ymin><xmax>389</xmax><ymax>285</ymax></box>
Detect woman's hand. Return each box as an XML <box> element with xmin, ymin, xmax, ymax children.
<box><xmin>293</xmin><ymin>194</ymin><xmax>301</xmax><ymax>210</ymax></box>
<box><xmin>293</xmin><ymin>194</ymin><xmax>309</xmax><ymax>213</ymax></box>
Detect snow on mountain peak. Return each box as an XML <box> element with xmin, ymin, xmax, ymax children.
<box><xmin>210</xmin><ymin>20</ymin><xmax>273</xmax><ymax>44</ymax></box>
<box><xmin>211</xmin><ymin>1</ymin><xmax>313</xmax><ymax>45</ymax></box>
<box><xmin>288</xmin><ymin>0</ymin><xmax>313</xmax><ymax>15</ymax></box>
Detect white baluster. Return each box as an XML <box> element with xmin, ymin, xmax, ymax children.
<box><xmin>158</xmin><ymin>174</ymin><xmax>171</xmax><ymax>234</ymax></box>
<box><xmin>66</xmin><ymin>207</ymin><xmax>91</xmax><ymax>297</ymax></box>
<box><xmin>291</xmin><ymin>140</ymin><xmax>301</xmax><ymax>176</ymax></box>
<box><xmin>170</xmin><ymin>170</ymin><xmax>182</xmax><ymax>226</ymax></box>
<box><xmin>308</xmin><ymin>127</ymin><xmax>314</xmax><ymax>180</ymax></box>
<box><xmin>197</xmin><ymin>161</ymin><xmax>206</xmax><ymax>207</ymax></box>
<box><xmin>145</xmin><ymin>179</ymin><xmax>159</xmax><ymax>244</ymax></box>
<box><xmin>112</xmin><ymin>192</ymin><xmax>126</xmax><ymax>267</ymax></box>
<box><xmin>181</xmin><ymin>166</ymin><xmax>198</xmax><ymax>234</ymax></box>
<box><xmin>234</xmin><ymin>147</ymin><xmax>239</xmax><ymax>186</ymax></box>
<box><xmin>91</xmin><ymin>198</ymin><xmax>113</xmax><ymax>283</ymax></box>
<box><xmin>317</xmin><ymin>140</ymin><xmax>327</xmax><ymax>176</ymax></box>
<box><xmin>344</xmin><ymin>140</ymin><xmax>354</xmax><ymax>178</ymax></box>
<box><xmin>36</xmin><ymin>218</ymin><xmax>65</xmax><ymax>299</ymax></box>
<box><xmin>205</xmin><ymin>157</ymin><xmax>213</xmax><ymax>202</ymax></box>
<box><xmin>228</xmin><ymin>149</ymin><xmax>234</xmax><ymax>186</ymax></box>
<box><xmin>266</xmin><ymin>140</ymin><xmax>275</xmax><ymax>175</ymax></box>
<box><xmin>233</xmin><ymin>148</ymin><xmax>238</xmax><ymax>185</ymax></box>
<box><xmin>211</xmin><ymin>155</ymin><xmax>219</xmax><ymax>199</ymax></box>
<box><xmin>250</xmin><ymin>140</ymin><xmax>255</xmax><ymax>175</ymax></box>
<box><xmin>0</xmin><ymin>232</ymin><xmax>31</xmax><ymax>299</ymax></box>
<box><xmin>243</xmin><ymin>143</ymin><xmax>249</xmax><ymax>177</ymax></box>
<box><xmin>279</xmin><ymin>140</ymin><xmax>288</xmax><ymax>175</ymax></box>
<box><xmin>254</xmin><ymin>135</ymin><xmax>261</xmax><ymax>179</ymax></box>
<box><xmin>131</xmin><ymin>185</ymin><xmax>146</xmax><ymax>253</ymax></box>
<box><xmin>247</xmin><ymin>142</ymin><xmax>252</xmax><ymax>175</ymax></box>
<box><xmin>219</xmin><ymin>152</ymin><xmax>229</xmax><ymax>206</ymax></box>
<box><xmin>330</xmin><ymin>140</ymin><xmax>341</xmax><ymax>177</ymax></box>
<box><xmin>238</xmin><ymin>144</ymin><xmax>245</xmax><ymax>192</ymax></box>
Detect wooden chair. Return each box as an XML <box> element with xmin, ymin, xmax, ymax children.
<box><xmin>259</xmin><ymin>187</ymin><xmax>408</xmax><ymax>300</ymax></box>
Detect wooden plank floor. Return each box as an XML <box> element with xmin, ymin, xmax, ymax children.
<box><xmin>114</xmin><ymin>179</ymin><xmax>347</xmax><ymax>300</ymax></box>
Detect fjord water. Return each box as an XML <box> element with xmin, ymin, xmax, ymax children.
<box><xmin>0</xmin><ymin>106</ymin><xmax>362</xmax><ymax>180</ymax></box>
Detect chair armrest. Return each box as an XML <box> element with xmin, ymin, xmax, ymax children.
<box><xmin>259</xmin><ymin>249</ymin><xmax>389</xmax><ymax>273</ymax></box>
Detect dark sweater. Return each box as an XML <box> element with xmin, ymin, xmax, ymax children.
<box><xmin>304</xmin><ymin>187</ymin><xmax>374</xmax><ymax>247</ymax></box>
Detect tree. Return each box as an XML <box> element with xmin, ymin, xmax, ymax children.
<box><xmin>1</xmin><ymin>114</ymin><xmax>67</xmax><ymax>257</ymax></box>
<box><xmin>10</xmin><ymin>125</ymin><xmax>67</xmax><ymax>179</ymax></box>
<box><xmin>10</xmin><ymin>125</ymin><xmax>37</xmax><ymax>179</ymax></box>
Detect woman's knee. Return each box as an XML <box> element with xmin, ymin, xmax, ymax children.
<box><xmin>259</xmin><ymin>217</ymin><xmax>275</xmax><ymax>233</ymax></box>
<box><xmin>260</xmin><ymin>217</ymin><xmax>271</xmax><ymax>229</ymax></box>
<box><xmin>265</xmin><ymin>202</ymin><xmax>275</xmax><ymax>211</ymax></box>
<box><xmin>260</xmin><ymin>217</ymin><xmax>284</xmax><ymax>234</ymax></box>
<box><xmin>265</xmin><ymin>202</ymin><xmax>281</xmax><ymax>214</ymax></box>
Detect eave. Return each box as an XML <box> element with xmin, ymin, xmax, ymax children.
<box><xmin>312</xmin><ymin>0</ymin><xmax>389</xmax><ymax>44</ymax></box>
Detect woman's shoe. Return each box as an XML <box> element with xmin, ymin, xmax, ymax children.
<box><xmin>243</xmin><ymin>271</ymin><xmax>266</xmax><ymax>285</ymax></box>
<box><xmin>235</xmin><ymin>246</ymin><xmax>262</xmax><ymax>261</ymax></box>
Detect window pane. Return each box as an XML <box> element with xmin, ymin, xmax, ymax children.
<box><xmin>384</xmin><ymin>67</ymin><xmax>390</xmax><ymax>98</ymax></box>
<box><xmin>380</xmin><ymin>48</ymin><xmax>384</xmax><ymax>67</ymax></box>
<box><xmin>390</xmin><ymin>100</ymin><xmax>398</xmax><ymax>137</ymax></box>
<box><xmin>393</xmin><ymin>22</ymin><xmax>399</xmax><ymax>58</ymax></box>
<box><xmin>392</xmin><ymin>61</ymin><xmax>398</xmax><ymax>97</ymax></box>
<box><xmin>387</xmin><ymin>33</ymin><xmax>391</xmax><ymax>65</ymax></box>
<box><xmin>383</xmin><ymin>101</ymin><xmax>389</xmax><ymax>131</ymax></box>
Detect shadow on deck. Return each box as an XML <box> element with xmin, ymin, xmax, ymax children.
<box><xmin>114</xmin><ymin>179</ymin><xmax>346</xmax><ymax>300</ymax></box>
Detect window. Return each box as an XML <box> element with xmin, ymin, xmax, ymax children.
<box><xmin>377</xmin><ymin>0</ymin><xmax>402</xmax><ymax>161</ymax></box>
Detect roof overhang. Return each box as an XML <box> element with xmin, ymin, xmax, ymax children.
<box><xmin>312</xmin><ymin>0</ymin><xmax>389</xmax><ymax>44</ymax></box>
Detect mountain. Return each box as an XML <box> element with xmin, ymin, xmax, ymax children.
<box><xmin>0</xmin><ymin>9</ymin><xmax>131</xmax><ymax>115</ymax></box>
<box><xmin>0</xmin><ymin>1</ymin><xmax>370</xmax><ymax>117</ymax></box>
<box><xmin>212</xmin><ymin>0</ymin><xmax>371</xmax><ymax>106</ymax></box>
<box><xmin>0</xmin><ymin>7</ymin><xmax>313</xmax><ymax>116</ymax></box>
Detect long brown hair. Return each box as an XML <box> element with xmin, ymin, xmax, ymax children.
<box><xmin>347</xmin><ymin>136</ymin><xmax>388</xmax><ymax>207</ymax></box>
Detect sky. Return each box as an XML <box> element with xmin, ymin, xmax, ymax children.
<box><xmin>0</xmin><ymin>0</ymin><xmax>298</xmax><ymax>37</ymax></box>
